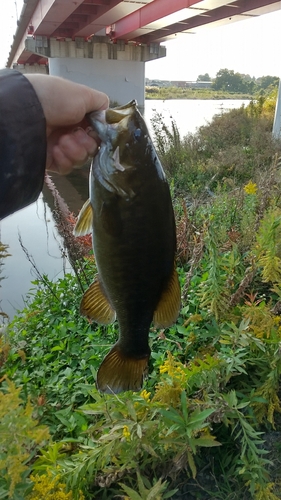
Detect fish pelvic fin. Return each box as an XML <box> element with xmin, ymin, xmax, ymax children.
<box><xmin>80</xmin><ymin>277</ymin><xmax>116</xmax><ymax>325</ymax></box>
<box><xmin>97</xmin><ymin>345</ymin><xmax>149</xmax><ymax>394</ymax></box>
<box><xmin>153</xmin><ymin>266</ymin><xmax>181</xmax><ymax>328</ymax></box>
<box><xmin>73</xmin><ymin>199</ymin><xmax>93</xmax><ymax>236</ymax></box>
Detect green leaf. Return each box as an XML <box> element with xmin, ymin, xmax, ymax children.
<box><xmin>0</xmin><ymin>486</ymin><xmax>9</xmax><ymax>499</ymax></box>
<box><xmin>187</xmin><ymin>450</ymin><xmax>197</xmax><ymax>479</ymax></box>
<box><xmin>119</xmin><ymin>483</ymin><xmax>142</xmax><ymax>500</ymax></box>
<box><xmin>147</xmin><ymin>478</ymin><xmax>168</xmax><ymax>500</ymax></box>
<box><xmin>194</xmin><ymin>437</ymin><xmax>221</xmax><ymax>447</ymax></box>
<box><xmin>163</xmin><ymin>488</ymin><xmax>179</xmax><ymax>499</ymax></box>
<box><xmin>137</xmin><ymin>424</ymin><xmax>142</xmax><ymax>439</ymax></box>
<box><xmin>165</xmin><ymin>423</ymin><xmax>180</xmax><ymax>436</ymax></box>
<box><xmin>160</xmin><ymin>409</ymin><xmax>184</xmax><ymax>425</ymax></box>
<box><xmin>177</xmin><ymin>325</ymin><xmax>187</xmax><ymax>334</ymax></box>
<box><xmin>223</xmin><ymin>391</ymin><xmax>238</xmax><ymax>407</ymax></box>
<box><xmin>51</xmin><ymin>345</ymin><xmax>65</xmax><ymax>352</ymax></box>
<box><xmin>141</xmin><ymin>444</ymin><xmax>159</xmax><ymax>457</ymax></box>
<box><xmin>180</xmin><ymin>391</ymin><xmax>188</xmax><ymax>423</ymax></box>
<box><xmin>187</xmin><ymin>408</ymin><xmax>214</xmax><ymax>427</ymax></box>
<box><xmin>237</xmin><ymin>401</ymin><xmax>250</xmax><ymax>409</ymax></box>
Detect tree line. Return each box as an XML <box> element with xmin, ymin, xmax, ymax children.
<box><xmin>197</xmin><ymin>69</ymin><xmax>279</xmax><ymax>93</ymax></box>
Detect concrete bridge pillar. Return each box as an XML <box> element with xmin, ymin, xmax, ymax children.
<box><xmin>24</xmin><ymin>36</ymin><xmax>166</xmax><ymax>110</ymax></box>
<box><xmin>273</xmin><ymin>79</ymin><xmax>281</xmax><ymax>139</ymax></box>
<box><xmin>11</xmin><ymin>63</ymin><xmax>48</xmax><ymax>75</ymax></box>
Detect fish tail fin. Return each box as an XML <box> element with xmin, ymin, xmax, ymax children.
<box><xmin>97</xmin><ymin>344</ymin><xmax>149</xmax><ymax>394</ymax></box>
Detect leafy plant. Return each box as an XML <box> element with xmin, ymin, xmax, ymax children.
<box><xmin>27</xmin><ymin>470</ymin><xmax>85</xmax><ymax>500</ymax></box>
<box><xmin>119</xmin><ymin>471</ymin><xmax>177</xmax><ymax>500</ymax></box>
<box><xmin>0</xmin><ymin>378</ymin><xmax>49</xmax><ymax>498</ymax></box>
<box><xmin>0</xmin><ymin>241</ymin><xmax>11</xmax><ymax>322</ymax></box>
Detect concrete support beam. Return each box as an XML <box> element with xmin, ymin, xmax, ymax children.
<box><xmin>273</xmin><ymin>79</ymin><xmax>281</xmax><ymax>139</ymax></box>
<box><xmin>25</xmin><ymin>35</ymin><xmax>166</xmax><ymax>62</ymax></box>
<box><xmin>11</xmin><ymin>63</ymin><xmax>48</xmax><ymax>75</ymax></box>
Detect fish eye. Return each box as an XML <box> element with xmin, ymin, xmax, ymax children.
<box><xmin>134</xmin><ymin>128</ymin><xmax>142</xmax><ymax>141</ymax></box>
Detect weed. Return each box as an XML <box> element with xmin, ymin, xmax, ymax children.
<box><xmin>0</xmin><ymin>378</ymin><xmax>49</xmax><ymax>498</ymax></box>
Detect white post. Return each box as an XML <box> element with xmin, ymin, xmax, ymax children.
<box><xmin>273</xmin><ymin>79</ymin><xmax>281</xmax><ymax>139</ymax></box>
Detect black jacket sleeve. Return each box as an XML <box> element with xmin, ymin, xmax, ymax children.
<box><xmin>0</xmin><ymin>69</ymin><xmax>46</xmax><ymax>220</ymax></box>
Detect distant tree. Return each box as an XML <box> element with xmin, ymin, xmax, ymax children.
<box><xmin>197</xmin><ymin>73</ymin><xmax>211</xmax><ymax>82</ymax></box>
<box><xmin>243</xmin><ymin>74</ymin><xmax>255</xmax><ymax>83</ymax></box>
<box><xmin>212</xmin><ymin>68</ymin><xmax>254</xmax><ymax>93</ymax></box>
<box><xmin>256</xmin><ymin>75</ymin><xmax>279</xmax><ymax>90</ymax></box>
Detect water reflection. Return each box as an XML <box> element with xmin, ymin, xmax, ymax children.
<box><xmin>144</xmin><ymin>99</ymin><xmax>250</xmax><ymax>137</ymax></box>
<box><xmin>0</xmin><ymin>167</ymin><xmax>90</xmax><ymax>320</ymax></box>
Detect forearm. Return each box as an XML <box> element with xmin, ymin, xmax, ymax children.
<box><xmin>0</xmin><ymin>69</ymin><xmax>46</xmax><ymax>219</ymax></box>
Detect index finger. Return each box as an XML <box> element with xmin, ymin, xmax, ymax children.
<box><xmin>83</xmin><ymin>87</ymin><xmax>109</xmax><ymax>114</ymax></box>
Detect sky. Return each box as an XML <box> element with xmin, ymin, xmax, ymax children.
<box><xmin>1</xmin><ymin>0</ymin><xmax>281</xmax><ymax>81</ymax></box>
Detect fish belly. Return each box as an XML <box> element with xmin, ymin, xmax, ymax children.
<box><xmin>91</xmin><ymin>170</ymin><xmax>175</xmax><ymax>355</ymax></box>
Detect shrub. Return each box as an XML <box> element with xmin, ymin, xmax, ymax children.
<box><xmin>27</xmin><ymin>471</ymin><xmax>84</xmax><ymax>500</ymax></box>
<box><xmin>0</xmin><ymin>378</ymin><xmax>49</xmax><ymax>498</ymax></box>
<box><xmin>152</xmin><ymin>96</ymin><xmax>281</xmax><ymax>195</ymax></box>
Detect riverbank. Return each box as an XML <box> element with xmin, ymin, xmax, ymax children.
<box><xmin>145</xmin><ymin>86</ymin><xmax>254</xmax><ymax>100</ymax></box>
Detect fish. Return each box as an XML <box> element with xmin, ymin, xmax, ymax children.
<box><xmin>74</xmin><ymin>100</ymin><xmax>181</xmax><ymax>394</ymax></box>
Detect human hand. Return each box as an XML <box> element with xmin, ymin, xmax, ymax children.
<box><xmin>25</xmin><ymin>74</ymin><xmax>109</xmax><ymax>174</ymax></box>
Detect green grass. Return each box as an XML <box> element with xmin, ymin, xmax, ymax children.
<box><xmin>145</xmin><ymin>86</ymin><xmax>254</xmax><ymax>100</ymax></box>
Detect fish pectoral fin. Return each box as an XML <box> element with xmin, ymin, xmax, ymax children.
<box><xmin>153</xmin><ymin>267</ymin><xmax>181</xmax><ymax>328</ymax></box>
<box><xmin>97</xmin><ymin>344</ymin><xmax>149</xmax><ymax>394</ymax></box>
<box><xmin>80</xmin><ymin>278</ymin><xmax>116</xmax><ymax>325</ymax></box>
<box><xmin>73</xmin><ymin>199</ymin><xmax>93</xmax><ymax>236</ymax></box>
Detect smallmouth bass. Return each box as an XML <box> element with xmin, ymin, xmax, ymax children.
<box><xmin>74</xmin><ymin>100</ymin><xmax>180</xmax><ymax>394</ymax></box>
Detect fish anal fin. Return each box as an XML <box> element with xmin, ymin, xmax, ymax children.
<box><xmin>80</xmin><ymin>278</ymin><xmax>116</xmax><ymax>325</ymax></box>
<box><xmin>97</xmin><ymin>345</ymin><xmax>149</xmax><ymax>394</ymax></box>
<box><xmin>153</xmin><ymin>267</ymin><xmax>181</xmax><ymax>328</ymax></box>
<box><xmin>74</xmin><ymin>199</ymin><xmax>93</xmax><ymax>236</ymax></box>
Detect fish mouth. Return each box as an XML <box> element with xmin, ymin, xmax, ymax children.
<box><xmin>106</xmin><ymin>100</ymin><xmax>137</xmax><ymax>124</ymax></box>
<box><xmin>88</xmin><ymin>100</ymin><xmax>137</xmax><ymax>129</ymax></box>
<box><xmin>88</xmin><ymin>100</ymin><xmax>137</xmax><ymax>144</ymax></box>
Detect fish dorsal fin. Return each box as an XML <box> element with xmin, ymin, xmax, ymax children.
<box><xmin>97</xmin><ymin>344</ymin><xmax>149</xmax><ymax>394</ymax></box>
<box><xmin>80</xmin><ymin>278</ymin><xmax>116</xmax><ymax>325</ymax></box>
<box><xmin>153</xmin><ymin>267</ymin><xmax>181</xmax><ymax>328</ymax></box>
<box><xmin>74</xmin><ymin>199</ymin><xmax>93</xmax><ymax>236</ymax></box>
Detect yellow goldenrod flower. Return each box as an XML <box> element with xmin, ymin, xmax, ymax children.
<box><xmin>28</xmin><ymin>471</ymin><xmax>84</xmax><ymax>500</ymax></box>
<box><xmin>123</xmin><ymin>425</ymin><xmax>131</xmax><ymax>441</ymax></box>
<box><xmin>159</xmin><ymin>352</ymin><xmax>186</xmax><ymax>380</ymax></box>
<box><xmin>159</xmin><ymin>364</ymin><xmax>168</xmax><ymax>374</ymax></box>
<box><xmin>244</xmin><ymin>181</ymin><xmax>257</xmax><ymax>195</ymax></box>
<box><xmin>140</xmin><ymin>389</ymin><xmax>151</xmax><ymax>401</ymax></box>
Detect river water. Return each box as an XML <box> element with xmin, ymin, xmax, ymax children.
<box><xmin>0</xmin><ymin>99</ymin><xmax>249</xmax><ymax>320</ymax></box>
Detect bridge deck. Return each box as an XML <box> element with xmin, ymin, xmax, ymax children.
<box><xmin>7</xmin><ymin>0</ymin><xmax>281</xmax><ymax>67</ymax></box>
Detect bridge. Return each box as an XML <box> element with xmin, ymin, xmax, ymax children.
<box><xmin>6</xmin><ymin>0</ymin><xmax>281</xmax><ymax>119</ymax></box>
